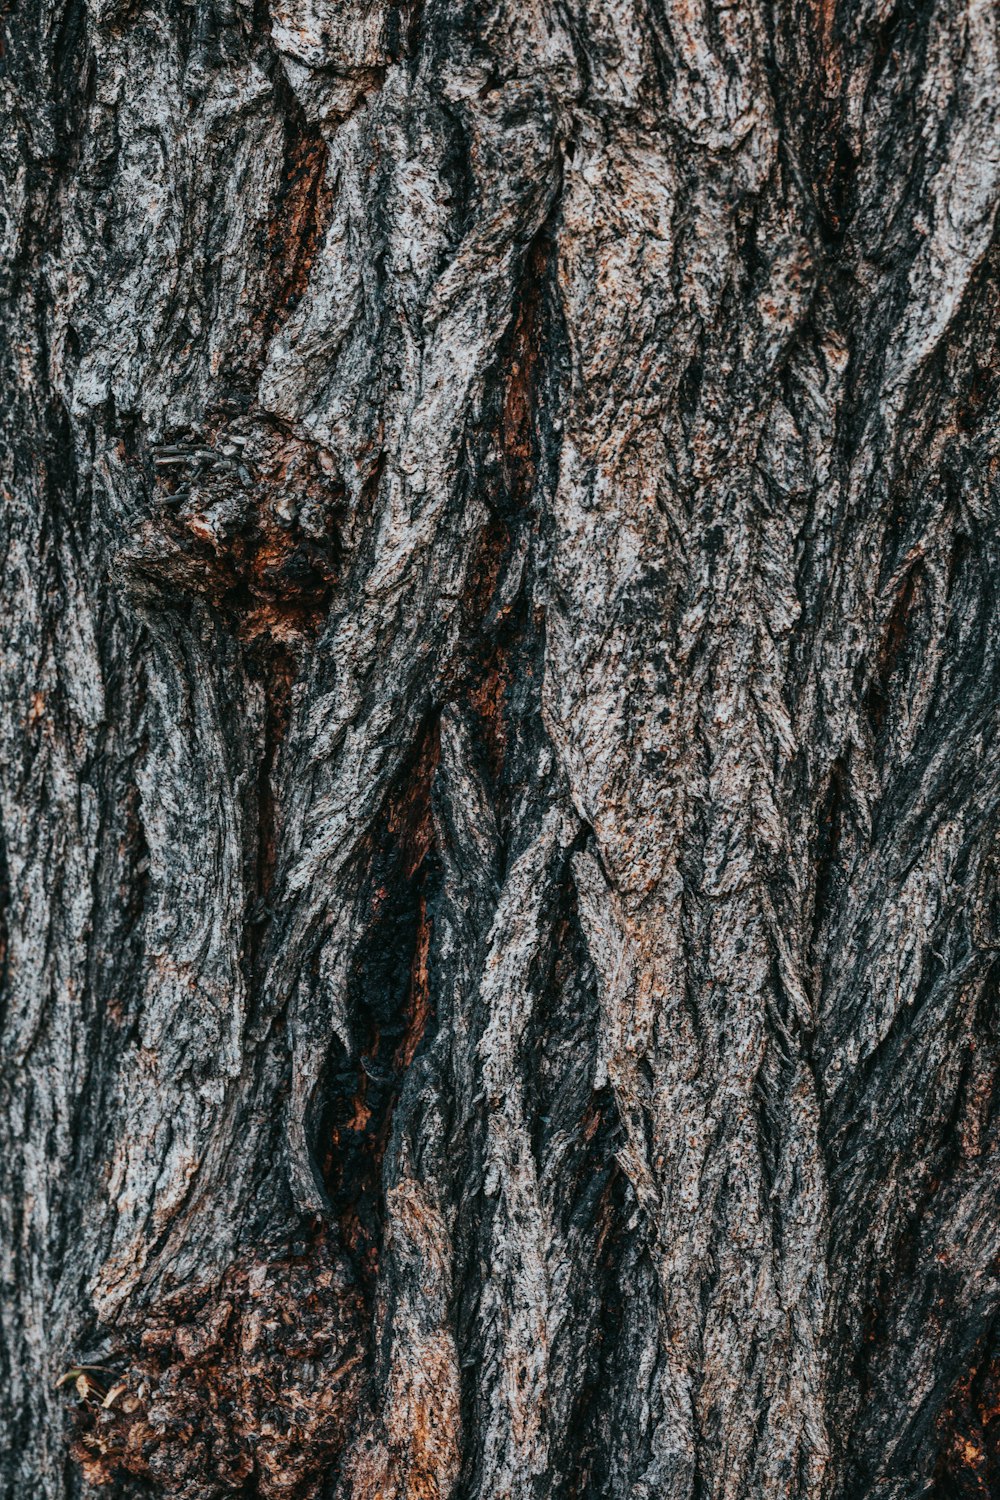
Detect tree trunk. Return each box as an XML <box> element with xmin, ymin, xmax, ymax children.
<box><xmin>2</xmin><ymin>0</ymin><xmax>1000</xmax><ymax>1496</ymax></box>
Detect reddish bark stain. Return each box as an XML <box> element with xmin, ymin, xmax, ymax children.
<box><xmin>396</xmin><ymin>894</ymin><xmax>434</xmax><ymax>1074</ymax></box>
<box><xmin>933</xmin><ymin>1353</ymin><xmax>1000</xmax><ymax>1497</ymax></box>
<box><xmin>264</xmin><ymin>125</ymin><xmax>333</xmax><ymax>340</ymax></box>
<box><xmin>460</xmin><ymin>233</ymin><xmax>548</xmax><ymax>786</ymax></box>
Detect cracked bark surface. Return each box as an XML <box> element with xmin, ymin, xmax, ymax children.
<box><xmin>2</xmin><ymin>0</ymin><xmax>1000</xmax><ymax>1496</ymax></box>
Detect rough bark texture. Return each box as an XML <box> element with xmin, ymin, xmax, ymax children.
<box><xmin>2</xmin><ymin>0</ymin><xmax>1000</xmax><ymax>1496</ymax></box>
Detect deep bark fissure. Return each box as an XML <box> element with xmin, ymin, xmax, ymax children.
<box><xmin>317</xmin><ymin>722</ymin><xmax>442</xmax><ymax>1291</ymax></box>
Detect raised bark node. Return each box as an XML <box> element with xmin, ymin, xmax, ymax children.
<box><xmin>69</xmin><ymin>1240</ymin><xmax>365</xmax><ymax>1499</ymax></box>
<box><xmin>122</xmin><ymin>416</ymin><xmax>343</xmax><ymax>647</ymax></box>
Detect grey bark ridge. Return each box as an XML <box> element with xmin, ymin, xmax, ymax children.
<box><xmin>1</xmin><ymin>0</ymin><xmax>999</xmax><ymax>1496</ymax></box>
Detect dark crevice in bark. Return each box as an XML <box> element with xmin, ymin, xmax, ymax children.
<box><xmin>810</xmin><ymin>753</ymin><xmax>849</xmax><ymax>963</ymax></box>
<box><xmin>865</xmin><ymin>558</ymin><xmax>928</xmax><ymax>756</ymax></box>
<box><xmin>44</xmin><ymin>390</ymin><xmax>89</xmax><ymax>544</ymax></box>
<box><xmin>57</xmin><ymin>668</ymin><xmax>149</xmax><ymax>1281</ymax></box>
<box><xmin>867</xmin><ymin>0</ymin><xmax>935</xmax><ymax>100</ymax></box>
<box><xmin>317</xmin><ymin>725</ymin><xmax>442</xmax><ymax>1293</ymax></box>
<box><xmin>793</xmin><ymin>1</ymin><xmax>936</xmax><ymax>445</ymax></box>
<box><xmin>535</xmin><ymin>882</ymin><xmax>640</xmax><ymax>1494</ymax></box>
<box><xmin>48</xmin><ymin>0</ymin><xmax>92</xmax><ymax>168</ymax></box>
<box><xmin>245</xmin><ymin>644</ymin><xmax>293</xmax><ymax>984</ymax></box>
<box><xmin>826</xmin><ymin>960</ymin><xmax>963</xmax><ymax>1194</ymax></box>
<box><xmin>557</xmin><ymin>1157</ymin><xmax>640</xmax><ymax>1500</ymax></box>
<box><xmin>430</xmin><ymin>97</ymin><xmax>476</xmax><ymax>248</ymax></box>
<box><xmin>525</xmin><ymin>864</ymin><xmax>602</xmax><ymax>1175</ymax></box>
<box><xmin>841</xmin><ymin>1251</ymin><xmax>1000</xmax><ymax>1500</ymax></box>
<box><xmin>424</xmin><ymin>226</ymin><xmax>574</xmax><ymax>1497</ymax></box>
<box><xmin>266</xmin><ymin>122</ymin><xmax>331</xmax><ymax>332</ymax></box>
<box><xmin>455</xmin><ymin>221</ymin><xmax>562</xmax><ymax>838</ymax></box>
<box><xmin>443</xmin><ymin>843</ymin><xmax>628</xmax><ymax>1499</ymax></box>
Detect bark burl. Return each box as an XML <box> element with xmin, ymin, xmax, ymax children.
<box><xmin>2</xmin><ymin>0</ymin><xmax>1000</xmax><ymax>1497</ymax></box>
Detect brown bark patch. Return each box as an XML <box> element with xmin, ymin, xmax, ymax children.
<box><xmin>932</xmin><ymin>1352</ymin><xmax>1000</xmax><ymax>1498</ymax></box>
<box><xmin>67</xmin><ymin>1243</ymin><xmax>365</xmax><ymax>1499</ymax></box>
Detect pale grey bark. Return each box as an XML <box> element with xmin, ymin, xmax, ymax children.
<box><xmin>2</xmin><ymin>0</ymin><xmax>1000</xmax><ymax>1497</ymax></box>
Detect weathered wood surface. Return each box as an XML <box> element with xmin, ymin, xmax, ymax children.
<box><xmin>2</xmin><ymin>0</ymin><xmax>1000</xmax><ymax>1496</ymax></box>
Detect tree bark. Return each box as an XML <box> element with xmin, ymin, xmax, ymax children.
<box><xmin>2</xmin><ymin>0</ymin><xmax>1000</xmax><ymax>1496</ymax></box>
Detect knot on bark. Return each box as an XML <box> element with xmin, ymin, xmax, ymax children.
<box><xmin>68</xmin><ymin>1242</ymin><xmax>366</xmax><ymax>1498</ymax></box>
<box><xmin>119</xmin><ymin>419</ymin><xmax>344</xmax><ymax>648</ymax></box>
